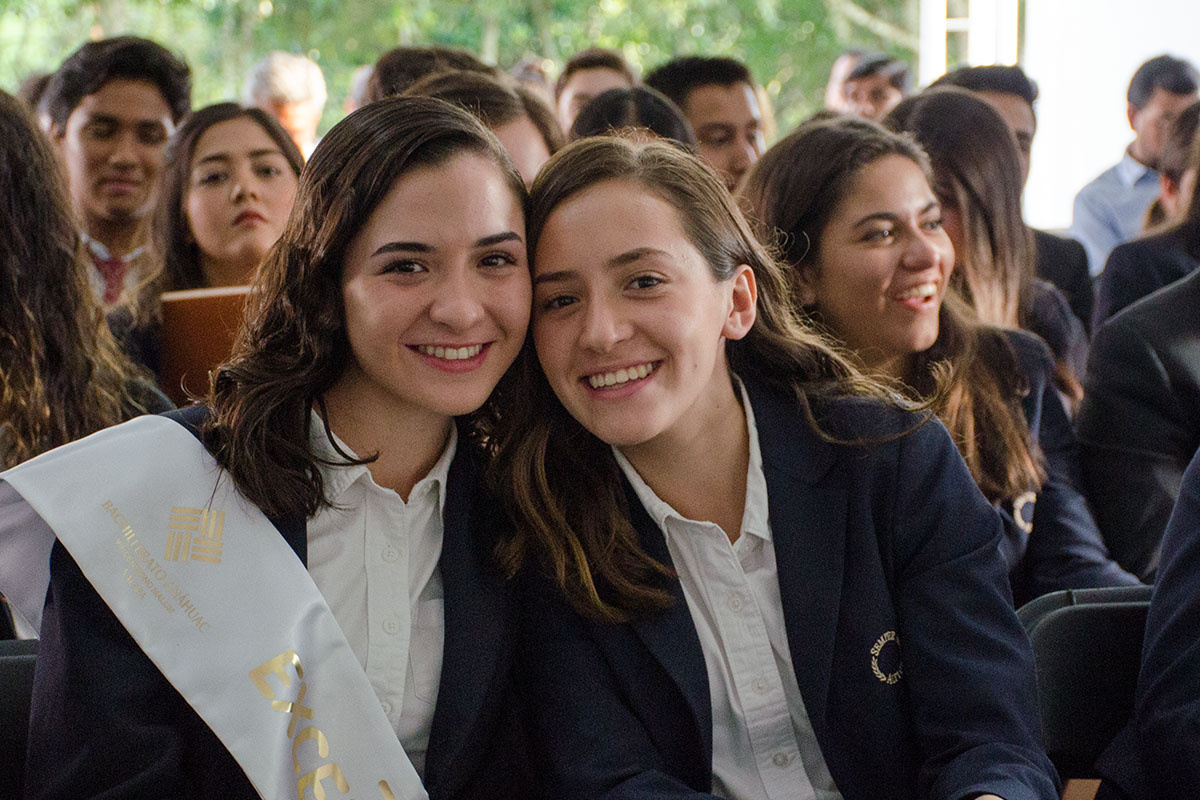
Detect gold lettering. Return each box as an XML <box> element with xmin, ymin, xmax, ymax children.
<box><xmin>250</xmin><ymin>650</ymin><xmax>303</xmax><ymax>698</ymax></box>
<box><xmin>297</xmin><ymin>763</ymin><xmax>349</xmax><ymax>800</ymax></box>
<box><xmin>272</xmin><ymin>681</ymin><xmax>315</xmax><ymax>738</ymax></box>
<box><xmin>292</xmin><ymin>726</ymin><xmax>330</xmax><ymax>773</ymax></box>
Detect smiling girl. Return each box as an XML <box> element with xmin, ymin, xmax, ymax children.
<box><xmin>4</xmin><ymin>96</ymin><xmax>534</xmax><ymax>799</ymax></box>
<box><xmin>492</xmin><ymin>135</ymin><xmax>1058</xmax><ymax>800</ymax></box>
<box><xmin>741</xmin><ymin>116</ymin><xmax>1137</xmax><ymax>606</ymax></box>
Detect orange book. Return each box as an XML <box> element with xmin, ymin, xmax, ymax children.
<box><xmin>158</xmin><ymin>286</ymin><xmax>250</xmax><ymax>407</ymax></box>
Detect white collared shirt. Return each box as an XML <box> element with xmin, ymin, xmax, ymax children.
<box><xmin>306</xmin><ymin>413</ymin><xmax>454</xmax><ymax>777</ymax></box>
<box><xmin>614</xmin><ymin>382</ymin><xmax>842</xmax><ymax>800</ymax></box>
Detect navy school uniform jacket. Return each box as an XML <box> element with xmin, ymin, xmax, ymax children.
<box><xmin>518</xmin><ymin>380</ymin><xmax>1060</xmax><ymax>800</ymax></box>
<box><xmin>1000</xmin><ymin>329</ymin><xmax>1140</xmax><ymax>605</ymax></box>
<box><xmin>24</xmin><ymin>407</ymin><xmax>533</xmax><ymax>800</ymax></box>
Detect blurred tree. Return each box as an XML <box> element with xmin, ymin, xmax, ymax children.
<box><xmin>0</xmin><ymin>0</ymin><xmax>916</xmax><ymax>138</ymax></box>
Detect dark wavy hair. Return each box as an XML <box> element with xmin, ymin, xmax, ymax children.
<box><xmin>155</xmin><ymin>103</ymin><xmax>304</xmax><ymax>291</ymax></box>
<box><xmin>490</xmin><ymin>136</ymin><xmax>889</xmax><ymax>622</ymax></box>
<box><xmin>204</xmin><ymin>96</ymin><xmax>526</xmax><ymax>519</ymax></box>
<box><xmin>42</xmin><ymin>35</ymin><xmax>191</xmax><ymax>129</ymax></box>
<box><xmin>740</xmin><ymin>116</ymin><xmax>1045</xmax><ymax>503</ymax></box>
<box><xmin>0</xmin><ymin>90</ymin><xmax>149</xmax><ymax>468</ymax></box>
<box><xmin>569</xmin><ymin>86</ymin><xmax>697</xmax><ymax>148</ymax></box>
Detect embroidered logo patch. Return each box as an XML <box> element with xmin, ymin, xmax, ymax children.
<box><xmin>165</xmin><ymin>506</ymin><xmax>225</xmax><ymax>564</ymax></box>
<box><xmin>870</xmin><ymin>630</ymin><xmax>903</xmax><ymax>685</ymax></box>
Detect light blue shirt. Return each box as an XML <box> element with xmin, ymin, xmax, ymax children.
<box><xmin>1070</xmin><ymin>150</ymin><xmax>1161</xmax><ymax>277</ymax></box>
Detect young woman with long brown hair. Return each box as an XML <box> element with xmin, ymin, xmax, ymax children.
<box><xmin>884</xmin><ymin>87</ymin><xmax>1088</xmax><ymax>408</ymax></box>
<box><xmin>0</xmin><ymin>89</ymin><xmax>168</xmax><ymax>473</ymax></box>
<box><xmin>3</xmin><ymin>96</ymin><xmax>536</xmax><ymax>799</ymax></box>
<box><xmin>0</xmin><ymin>88</ymin><xmax>170</xmax><ymax>640</ymax></box>
<box><xmin>740</xmin><ymin>115</ymin><xmax>1138</xmax><ymax>605</ymax></box>
<box><xmin>492</xmin><ymin>135</ymin><xmax>1058</xmax><ymax>799</ymax></box>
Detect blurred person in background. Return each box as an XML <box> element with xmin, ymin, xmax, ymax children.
<box><xmin>568</xmin><ymin>85</ymin><xmax>696</xmax><ymax>148</ymax></box>
<box><xmin>646</xmin><ymin>55</ymin><xmax>764</xmax><ymax>192</ymax></box>
<box><xmin>933</xmin><ymin>64</ymin><xmax>1094</xmax><ymax>331</ymax></box>
<box><xmin>553</xmin><ymin>47</ymin><xmax>637</xmax><ymax>132</ymax></box>
<box><xmin>242</xmin><ymin>51</ymin><xmax>326</xmax><ymax>159</ymax></box>
<box><xmin>1071</xmin><ymin>54</ymin><xmax>1198</xmax><ymax>275</ymax></box>
<box><xmin>158</xmin><ymin>103</ymin><xmax>303</xmax><ymax>291</ymax></box>
<box><xmin>1093</xmin><ymin>102</ymin><xmax>1200</xmax><ymax>328</ymax></box>
<box><xmin>406</xmin><ymin>69</ymin><xmax>563</xmax><ymax>186</ymax></box>
<box><xmin>364</xmin><ymin>45</ymin><xmax>496</xmax><ymax>105</ymax></box>
<box><xmin>42</xmin><ymin>35</ymin><xmax>191</xmax><ymax>312</ymax></box>
<box><xmin>823</xmin><ymin>49</ymin><xmax>864</xmax><ymax>113</ymax></box>
<box><xmin>843</xmin><ymin>54</ymin><xmax>909</xmax><ymax>121</ymax></box>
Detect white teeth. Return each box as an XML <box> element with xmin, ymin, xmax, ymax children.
<box><xmin>896</xmin><ymin>283</ymin><xmax>937</xmax><ymax>301</ymax></box>
<box><xmin>417</xmin><ymin>344</ymin><xmax>483</xmax><ymax>360</ymax></box>
<box><xmin>587</xmin><ymin>362</ymin><xmax>657</xmax><ymax>389</ymax></box>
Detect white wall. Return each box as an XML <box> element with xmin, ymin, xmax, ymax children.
<box><xmin>1023</xmin><ymin>0</ymin><xmax>1200</xmax><ymax>229</ymax></box>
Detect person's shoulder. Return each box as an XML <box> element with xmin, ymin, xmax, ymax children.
<box><xmin>1076</xmin><ymin>162</ymin><xmax>1123</xmax><ymax>201</ymax></box>
<box><xmin>998</xmin><ymin>326</ymin><xmax>1054</xmax><ymax>375</ymax></box>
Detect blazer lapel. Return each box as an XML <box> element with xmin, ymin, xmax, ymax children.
<box><xmin>746</xmin><ymin>381</ymin><xmax>847</xmax><ymax>733</ymax></box>
<box><xmin>625</xmin><ymin>484</ymin><xmax>715</xmax><ymax>768</ymax></box>
<box><xmin>424</xmin><ymin>448</ymin><xmax>511</xmax><ymax>798</ymax></box>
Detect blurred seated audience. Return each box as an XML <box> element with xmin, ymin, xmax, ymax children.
<box><xmin>646</xmin><ymin>55</ymin><xmax>764</xmax><ymax>192</ymax></box>
<box><xmin>1093</xmin><ymin>102</ymin><xmax>1200</xmax><ymax>329</ymax></box>
<box><xmin>823</xmin><ymin>48</ymin><xmax>864</xmax><ymax>113</ymax></box>
<box><xmin>1140</xmin><ymin>101</ymin><xmax>1200</xmax><ymax>230</ymax></box>
<box><xmin>1071</xmin><ymin>55</ymin><xmax>1198</xmax><ymax>276</ymax></box>
<box><xmin>568</xmin><ymin>85</ymin><xmax>696</xmax><ymax>148</ymax></box>
<box><xmin>242</xmin><ymin>51</ymin><xmax>325</xmax><ymax>158</ymax></box>
<box><xmin>343</xmin><ymin>64</ymin><xmax>373</xmax><ymax>114</ymax></box>
<box><xmin>1077</xmin><ymin>268</ymin><xmax>1200</xmax><ymax>579</ymax></box>
<box><xmin>158</xmin><ymin>103</ymin><xmax>302</xmax><ymax>290</ymax></box>
<box><xmin>741</xmin><ymin>116</ymin><xmax>1140</xmax><ymax>605</ymax></box>
<box><xmin>844</xmin><ymin>53</ymin><xmax>909</xmax><ymax>121</ymax></box>
<box><xmin>42</xmin><ymin>35</ymin><xmax>191</xmax><ymax>312</ymax></box>
<box><xmin>405</xmin><ymin>69</ymin><xmax>562</xmax><ymax>185</ymax></box>
<box><xmin>887</xmin><ymin>88</ymin><xmax>1088</xmax><ymax>407</ymax></box>
<box><xmin>553</xmin><ymin>47</ymin><xmax>637</xmax><ymax>131</ymax></box>
<box><xmin>933</xmin><ymin>64</ymin><xmax>1094</xmax><ymax>331</ymax></box>
<box><xmin>0</xmin><ymin>88</ymin><xmax>171</xmax><ymax>470</ymax></box>
<box><xmin>364</xmin><ymin>45</ymin><xmax>496</xmax><ymax>104</ymax></box>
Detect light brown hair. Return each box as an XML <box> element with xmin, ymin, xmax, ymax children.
<box><xmin>491</xmin><ymin>135</ymin><xmax>890</xmax><ymax>622</ymax></box>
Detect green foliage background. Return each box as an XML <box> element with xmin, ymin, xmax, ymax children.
<box><xmin>0</xmin><ymin>0</ymin><xmax>916</xmax><ymax>137</ymax></box>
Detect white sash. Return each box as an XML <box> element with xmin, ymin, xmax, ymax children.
<box><xmin>1</xmin><ymin>415</ymin><xmax>428</xmax><ymax>800</ymax></box>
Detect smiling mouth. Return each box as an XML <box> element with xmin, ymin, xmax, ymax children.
<box><xmin>893</xmin><ymin>282</ymin><xmax>938</xmax><ymax>303</ymax></box>
<box><xmin>586</xmin><ymin>361</ymin><xmax>658</xmax><ymax>389</ymax></box>
<box><xmin>416</xmin><ymin>343</ymin><xmax>485</xmax><ymax>361</ymax></box>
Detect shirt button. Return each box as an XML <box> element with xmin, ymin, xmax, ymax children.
<box><xmin>381</xmin><ymin>700</ymin><xmax>394</xmax><ymax>715</ymax></box>
<box><xmin>381</xmin><ymin>547</ymin><xmax>399</xmax><ymax>562</ymax></box>
<box><xmin>772</xmin><ymin>752</ymin><xmax>791</xmax><ymax>767</ymax></box>
<box><xmin>728</xmin><ymin>593</ymin><xmax>744</xmax><ymax>612</ymax></box>
<box><xmin>383</xmin><ymin>619</ymin><xmax>399</xmax><ymax>635</ymax></box>
<box><xmin>752</xmin><ymin>677</ymin><xmax>769</xmax><ymax>694</ymax></box>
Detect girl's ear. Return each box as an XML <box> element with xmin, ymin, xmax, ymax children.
<box><xmin>722</xmin><ymin>264</ymin><xmax>757</xmax><ymax>341</ymax></box>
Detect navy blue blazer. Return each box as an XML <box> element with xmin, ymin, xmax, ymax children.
<box><xmin>25</xmin><ymin>408</ymin><xmax>531</xmax><ymax>799</ymax></box>
<box><xmin>1001</xmin><ymin>330</ymin><xmax>1140</xmax><ymax>605</ymax></box>
<box><xmin>1095</xmin><ymin>448</ymin><xmax>1200</xmax><ymax>799</ymax></box>
<box><xmin>519</xmin><ymin>382</ymin><xmax>1059</xmax><ymax>800</ymax></box>
<box><xmin>1092</xmin><ymin>228</ymin><xmax>1199</xmax><ymax>331</ymax></box>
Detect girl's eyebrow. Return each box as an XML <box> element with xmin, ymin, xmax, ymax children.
<box><xmin>534</xmin><ymin>246</ymin><xmax>669</xmax><ymax>285</ymax></box>
<box><xmin>372</xmin><ymin>231</ymin><xmax>522</xmax><ymax>258</ymax></box>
